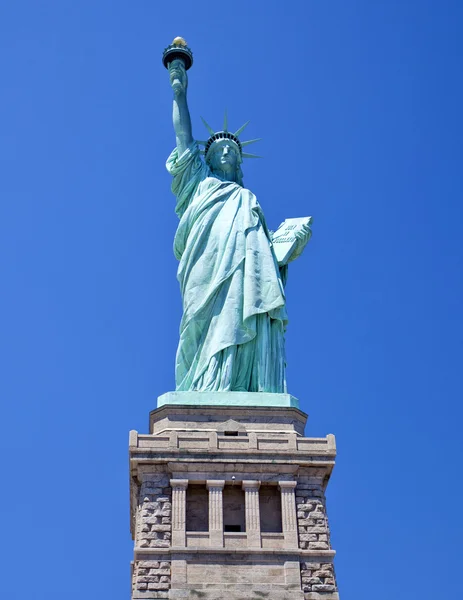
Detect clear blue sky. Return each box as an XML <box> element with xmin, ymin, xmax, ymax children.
<box><xmin>1</xmin><ymin>1</ymin><xmax>462</xmax><ymax>598</ymax></box>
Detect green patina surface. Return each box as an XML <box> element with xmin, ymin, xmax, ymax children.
<box><xmin>165</xmin><ymin>45</ymin><xmax>312</xmax><ymax>397</ymax></box>
<box><xmin>157</xmin><ymin>391</ymin><xmax>300</xmax><ymax>409</ymax></box>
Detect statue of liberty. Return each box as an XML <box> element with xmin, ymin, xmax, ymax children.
<box><xmin>164</xmin><ymin>39</ymin><xmax>312</xmax><ymax>394</ymax></box>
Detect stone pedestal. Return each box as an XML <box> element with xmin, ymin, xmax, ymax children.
<box><xmin>129</xmin><ymin>393</ymin><xmax>340</xmax><ymax>600</ymax></box>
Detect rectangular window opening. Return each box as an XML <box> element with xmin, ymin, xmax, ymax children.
<box><xmin>223</xmin><ymin>484</ymin><xmax>246</xmax><ymax>533</ymax></box>
<box><xmin>259</xmin><ymin>485</ymin><xmax>283</xmax><ymax>533</ymax></box>
<box><xmin>186</xmin><ymin>484</ymin><xmax>209</xmax><ymax>532</ymax></box>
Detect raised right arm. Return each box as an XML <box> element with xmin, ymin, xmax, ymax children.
<box><xmin>168</xmin><ymin>59</ymin><xmax>193</xmax><ymax>156</ymax></box>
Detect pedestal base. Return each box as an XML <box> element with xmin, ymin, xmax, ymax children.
<box><xmin>130</xmin><ymin>399</ymin><xmax>340</xmax><ymax>599</ymax></box>
<box><xmin>157</xmin><ymin>390</ymin><xmax>300</xmax><ymax>409</ymax></box>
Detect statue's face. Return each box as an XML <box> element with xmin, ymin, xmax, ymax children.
<box><xmin>208</xmin><ymin>142</ymin><xmax>240</xmax><ymax>174</ymax></box>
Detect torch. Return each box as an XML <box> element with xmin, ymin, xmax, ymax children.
<box><xmin>162</xmin><ymin>37</ymin><xmax>194</xmax><ymax>71</ymax></box>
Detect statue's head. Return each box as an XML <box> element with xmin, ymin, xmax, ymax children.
<box><xmin>206</xmin><ymin>140</ymin><xmax>243</xmax><ymax>184</ymax></box>
<box><xmin>199</xmin><ymin>114</ymin><xmax>261</xmax><ymax>186</ymax></box>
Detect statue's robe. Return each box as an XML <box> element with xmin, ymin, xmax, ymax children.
<box><xmin>167</xmin><ymin>142</ymin><xmax>288</xmax><ymax>392</ymax></box>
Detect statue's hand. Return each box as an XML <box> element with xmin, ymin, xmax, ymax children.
<box><xmin>169</xmin><ymin>59</ymin><xmax>188</xmax><ymax>97</ymax></box>
<box><xmin>287</xmin><ymin>223</ymin><xmax>312</xmax><ymax>263</ymax></box>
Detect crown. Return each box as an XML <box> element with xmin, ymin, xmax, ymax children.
<box><xmin>197</xmin><ymin>112</ymin><xmax>261</xmax><ymax>161</ymax></box>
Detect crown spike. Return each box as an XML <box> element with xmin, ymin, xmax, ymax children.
<box><xmin>223</xmin><ymin>109</ymin><xmax>228</xmax><ymax>132</ymax></box>
<box><xmin>242</xmin><ymin>152</ymin><xmax>262</xmax><ymax>159</ymax></box>
<box><xmin>241</xmin><ymin>138</ymin><xmax>261</xmax><ymax>147</ymax></box>
<box><xmin>196</xmin><ymin>140</ymin><xmax>207</xmax><ymax>146</ymax></box>
<box><xmin>234</xmin><ymin>121</ymin><xmax>250</xmax><ymax>137</ymax></box>
<box><xmin>201</xmin><ymin>116</ymin><xmax>215</xmax><ymax>135</ymax></box>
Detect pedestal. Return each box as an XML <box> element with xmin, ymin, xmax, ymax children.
<box><xmin>129</xmin><ymin>392</ymin><xmax>340</xmax><ymax>600</ymax></box>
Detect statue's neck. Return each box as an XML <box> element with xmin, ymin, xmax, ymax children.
<box><xmin>212</xmin><ymin>168</ymin><xmax>239</xmax><ymax>184</ymax></box>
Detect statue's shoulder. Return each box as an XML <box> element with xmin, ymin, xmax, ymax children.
<box><xmin>167</xmin><ymin>141</ymin><xmax>204</xmax><ymax>176</ymax></box>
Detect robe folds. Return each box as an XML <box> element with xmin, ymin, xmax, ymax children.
<box><xmin>167</xmin><ymin>142</ymin><xmax>288</xmax><ymax>392</ymax></box>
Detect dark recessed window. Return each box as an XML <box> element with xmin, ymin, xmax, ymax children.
<box><xmin>224</xmin><ymin>431</ymin><xmax>239</xmax><ymax>436</ymax></box>
<box><xmin>259</xmin><ymin>485</ymin><xmax>282</xmax><ymax>533</ymax></box>
<box><xmin>186</xmin><ymin>485</ymin><xmax>209</xmax><ymax>532</ymax></box>
<box><xmin>223</xmin><ymin>485</ymin><xmax>245</xmax><ymax>532</ymax></box>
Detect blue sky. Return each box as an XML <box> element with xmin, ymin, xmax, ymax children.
<box><xmin>1</xmin><ymin>1</ymin><xmax>462</xmax><ymax>598</ymax></box>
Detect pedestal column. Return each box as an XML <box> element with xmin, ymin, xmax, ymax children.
<box><xmin>279</xmin><ymin>481</ymin><xmax>298</xmax><ymax>548</ymax></box>
<box><xmin>171</xmin><ymin>479</ymin><xmax>188</xmax><ymax>547</ymax></box>
<box><xmin>242</xmin><ymin>480</ymin><xmax>261</xmax><ymax>548</ymax></box>
<box><xmin>206</xmin><ymin>480</ymin><xmax>225</xmax><ymax>547</ymax></box>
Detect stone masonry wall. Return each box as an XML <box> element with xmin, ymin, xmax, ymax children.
<box><xmin>133</xmin><ymin>473</ymin><xmax>172</xmax><ymax>598</ymax></box>
<box><xmin>137</xmin><ymin>474</ymin><xmax>172</xmax><ymax>549</ymax></box>
<box><xmin>296</xmin><ymin>482</ymin><xmax>331</xmax><ymax>551</ymax></box>
<box><xmin>301</xmin><ymin>562</ymin><xmax>337</xmax><ymax>597</ymax></box>
<box><xmin>296</xmin><ymin>479</ymin><xmax>338</xmax><ymax>596</ymax></box>
<box><xmin>132</xmin><ymin>560</ymin><xmax>171</xmax><ymax>599</ymax></box>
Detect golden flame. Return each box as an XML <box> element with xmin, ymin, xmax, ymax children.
<box><xmin>172</xmin><ymin>37</ymin><xmax>187</xmax><ymax>47</ymax></box>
